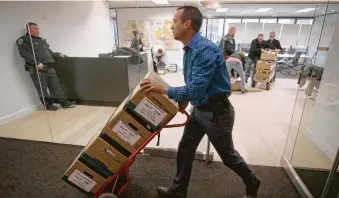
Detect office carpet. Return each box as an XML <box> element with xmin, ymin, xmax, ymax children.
<box><xmin>0</xmin><ymin>137</ymin><xmax>300</xmax><ymax>198</ymax></box>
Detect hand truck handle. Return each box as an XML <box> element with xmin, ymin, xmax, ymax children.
<box><xmin>164</xmin><ymin>111</ymin><xmax>190</xmax><ymax>128</ymax></box>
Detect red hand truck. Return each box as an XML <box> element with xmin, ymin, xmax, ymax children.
<box><xmin>94</xmin><ymin>111</ymin><xmax>190</xmax><ymax>198</ymax></box>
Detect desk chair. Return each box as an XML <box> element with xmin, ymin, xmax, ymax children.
<box><xmin>278</xmin><ymin>52</ymin><xmax>303</xmax><ymax>76</ymax></box>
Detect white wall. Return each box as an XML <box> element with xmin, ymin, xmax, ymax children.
<box><xmin>0</xmin><ymin>1</ymin><xmax>41</xmax><ymax>125</ymax></box>
<box><xmin>0</xmin><ymin>1</ymin><xmax>114</xmax><ymax>124</ymax></box>
<box><xmin>24</xmin><ymin>1</ymin><xmax>114</xmax><ymax>57</ymax></box>
<box><xmin>116</xmin><ymin>7</ymin><xmax>184</xmax><ymax>69</ymax></box>
<box><xmin>308</xmin><ymin>13</ymin><xmax>339</xmax><ymax>161</ymax></box>
<box><xmin>309</xmin><ymin>14</ymin><xmax>339</xmax><ymax>67</ymax></box>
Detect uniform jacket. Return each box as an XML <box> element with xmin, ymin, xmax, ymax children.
<box><xmin>267</xmin><ymin>39</ymin><xmax>282</xmax><ymax>50</ymax></box>
<box><xmin>248</xmin><ymin>39</ymin><xmax>272</xmax><ymax>60</ymax></box>
<box><xmin>16</xmin><ymin>33</ymin><xmax>61</xmax><ymax>70</ymax></box>
<box><xmin>219</xmin><ymin>34</ymin><xmax>235</xmax><ymax>57</ymax></box>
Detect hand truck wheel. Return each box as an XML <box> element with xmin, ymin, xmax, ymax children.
<box><xmin>266</xmin><ymin>82</ymin><xmax>271</xmax><ymax>90</ymax></box>
<box><xmin>98</xmin><ymin>193</ymin><xmax>118</xmax><ymax>198</ymax></box>
<box><xmin>251</xmin><ymin>80</ymin><xmax>256</xmax><ymax>88</ymax></box>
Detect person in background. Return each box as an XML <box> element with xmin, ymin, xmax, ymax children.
<box><xmin>16</xmin><ymin>22</ymin><xmax>75</xmax><ymax>111</ymax></box>
<box><xmin>220</xmin><ymin>27</ymin><xmax>239</xmax><ymax>78</ymax></box>
<box><xmin>152</xmin><ymin>46</ymin><xmax>166</xmax><ymax>73</ymax></box>
<box><xmin>130</xmin><ymin>30</ymin><xmax>144</xmax><ymax>52</ymax></box>
<box><xmin>267</xmin><ymin>31</ymin><xmax>282</xmax><ymax>52</ymax></box>
<box><xmin>219</xmin><ymin>26</ymin><xmax>236</xmax><ymax>58</ymax></box>
<box><xmin>227</xmin><ymin>52</ymin><xmax>247</xmax><ymax>93</ymax></box>
<box><xmin>246</xmin><ymin>33</ymin><xmax>270</xmax><ymax>82</ymax></box>
<box><xmin>140</xmin><ymin>6</ymin><xmax>260</xmax><ymax>198</ymax></box>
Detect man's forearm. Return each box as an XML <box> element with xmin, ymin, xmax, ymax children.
<box><xmin>167</xmin><ymin>86</ymin><xmax>201</xmax><ymax>102</ymax></box>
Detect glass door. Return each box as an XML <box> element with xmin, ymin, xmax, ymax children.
<box><xmin>282</xmin><ymin>1</ymin><xmax>339</xmax><ymax>197</ymax></box>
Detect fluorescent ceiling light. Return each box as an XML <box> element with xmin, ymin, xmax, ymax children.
<box><xmin>255</xmin><ymin>8</ymin><xmax>272</xmax><ymax>13</ymax></box>
<box><xmin>295</xmin><ymin>8</ymin><xmax>316</xmax><ymax>13</ymax></box>
<box><xmin>216</xmin><ymin>8</ymin><xmax>229</xmax><ymax>12</ymax></box>
<box><xmin>152</xmin><ymin>0</ymin><xmax>169</xmax><ymax>5</ymax></box>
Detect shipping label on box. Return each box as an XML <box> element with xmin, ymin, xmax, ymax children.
<box><xmin>68</xmin><ymin>169</ymin><xmax>97</xmax><ymax>192</ymax></box>
<box><xmin>102</xmin><ymin>126</ymin><xmax>138</xmax><ymax>154</ymax></box>
<box><xmin>125</xmin><ymin>71</ymin><xmax>178</xmax><ymax>130</ymax></box>
<box><xmin>64</xmin><ymin>160</ymin><xmax>108</xmax><ymax>194</ymax></box>
<box><xmin>134</xmin><ymin>97</ymin><xmax>167</xmax><ymax>126</ymax></box>
<box><xmin>112</xmin><ymin>121</ymin><xmax>142</xmax><ymax>146</ymax></box>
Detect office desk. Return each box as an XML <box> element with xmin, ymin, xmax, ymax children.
<box><xmin>243</xmin><ymin>52</ymin><xmax>309</xmax><ymax>59</ymax></box>
<box><xmin>54</xmin><ymin>55</ymin><xmax>149</xmax><ymax>106</ymax></box>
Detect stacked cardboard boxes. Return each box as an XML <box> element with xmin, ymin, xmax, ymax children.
<box><xmin>255</xmin><ymin>50</ymin><xmax>277</xmax><ymax>82</ymax></box>
<box><xmin>62</xmin><ymin>71</ymin><xmax>178</xmax><ymax>195</ymax></box>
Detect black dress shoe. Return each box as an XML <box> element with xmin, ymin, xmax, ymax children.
<box><xmin>245</xmin><ymin>178</ymin><xmax>261</xmax><ymax>198</ymax></box>
<box><xmin>157</xmin><ymin>187</ymin><xmax>185</xmax><ymax>198</ymax></box>
<box><xmin>60</xmin><ymin>101</ymin><xmax>75</xmax><ymax>109</ymax></box>
<box><xmin>46</xmin><ymin>104</ymin><xmax>58</xmax><ymax>111</ymax></box>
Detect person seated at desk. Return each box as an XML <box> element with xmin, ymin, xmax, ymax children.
<box><xmin>152</xmin><ymin>46</ymin><xmax>166</xmax><ymax>73</ymax></box>
<box><xmin>267</xmin><ymin>31</ymin><xmax>282</xmax><ymax>53</ymax></box>
<box><xmin>130</xmin><ymin>30</ymin><xmax>144</xmax><ymax>52</ymax></box>
<box><xmin>16</xmin><ymin>22</ymin><xmax>75</xmax><ymax>111</ymax></box>
<box><xmin>246</xmin><ymin>34</ymin><xmax>271</xmax><ymax>82</ymax></box>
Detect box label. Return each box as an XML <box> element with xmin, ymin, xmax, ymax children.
<box><xmin>68</xmin><ymin>169</ymin><xmax>97</xmax><ymax>192</ymax></box>
<box><xmin>134</xmin><ymin>97</ymin><xmax>167</xmax><ymax>126</ymax></box>
<box><xmin>112</xmin><ymin>121</ymin><xmax>141</xmax><ymax>146</ymax></box>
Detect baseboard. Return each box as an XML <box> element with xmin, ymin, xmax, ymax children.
<box><xmin>307</xmin><ymin>129</ymin><xmax>336</xmax><ymax>161</ymax></box>
<box><xmin>280</xmin><ymin>156</ymin><xmax>314</xmax><ymax>198</ymax></box>
<box><xmin>0</xmin><ymin>105</ymin><xmax>40</xmax><ymax>126</ymax></box>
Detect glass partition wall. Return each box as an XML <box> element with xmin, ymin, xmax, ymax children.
<box><xmin>282</xmin><ymin>1</ymin><xmax>339</xmax><ymax>198</ymax></box>
<box><xmin>0</xmin><ymin>1</ymin><xmax>53</xmax><ymax>142</ymax></box>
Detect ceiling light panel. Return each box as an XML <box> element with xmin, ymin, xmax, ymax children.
<box><xmin>295</xmin><ymin>8</ymin><xmax>316</xmax><ymax>13</ymax></box>
<box><xmin>216</xmin><ymin>8</ymin><xmax>229</xmax><ymax>12</ymax></box>
<box><xmin>254</xmin><ymin>8</ymin><xmax>273</xmax><ymax>13</ymax></box>
<box><xmin>152</xmin><ymin>0</ymin><xmax>169</xmax><ymax>5</ymax></box>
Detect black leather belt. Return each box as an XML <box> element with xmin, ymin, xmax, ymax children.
<box><xmin>196</xmin><ymin>92</ymin><xmax>230</xmax><ymax>112</ymax></box>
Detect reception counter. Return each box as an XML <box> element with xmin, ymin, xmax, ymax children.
<box><xmin>54</xmin><ymin>53</ymin><xmax>148</xmax><ymax>106</ymax></box>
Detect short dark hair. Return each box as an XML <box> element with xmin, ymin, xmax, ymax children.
<box><xmin>258</xmin><ymin>33</ymin><xmax>264</xmax><ymax>37</ymax></box>
<box><xmin>177</xmin><ymin>6</ymin><xmax>203</xmax><ymax>32</ymax></box>
<box><xmin>26</xmin><ymin>22</ymin><xmax>37</xmax><ymax>32</ymax></box>
<box><xmin>132</xmin><ymin>30</ymin><xmax>138</xmax><ymax>37</ymax></box>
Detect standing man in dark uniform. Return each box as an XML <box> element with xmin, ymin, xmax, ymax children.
<box><xmin>219</xmin><ymin>26</ymin><xmax>236</xmax><ymax>58</ymax></box>
<box><xmin>140</xmin><ymin>6</ymin><xmax>260</xmax><ymax>198</ymax></box>
<box><xmin>245</xmin><ymin>33</ymin><xmax>271</xmax><ymax>82</ymax></box>
<box><xmin>267</xmin><ymin>31</ymin><xmax>282</xmax><ymax>52</ymax></box>
<box><xmin>16</xmin><ymin>22</ymin><xmax>74</xmax><ymax>111</ymax></box>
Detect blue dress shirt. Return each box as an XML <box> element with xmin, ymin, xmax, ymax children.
<box><xmin>167</xmin><ymin>33</ymin><xmax>231</xmax><ymax>106</ymax></box>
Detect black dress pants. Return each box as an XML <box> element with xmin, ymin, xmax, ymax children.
<box><xmin>30</xmin><ymin>66</ymin><xmax>67</xmax><ymax>106</ymax></box>
<box><xmin>171</xmin><ymin>99</ymin><xmax>257</xmax><ymax>196</ymax></box>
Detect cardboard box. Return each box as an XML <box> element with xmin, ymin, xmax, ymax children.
<box><xmin>102</xmin><ymin>125</ymin><xmax>140</xmax><ymax>154</ymax></box>
<box><xmin>63</xmin><ymin>159</ymin><xmax>109</xmax><ymax>195</ymax></box>
<box><xmin>107</xmin><ymin>98</ymin><xmax>153</xmax><ymax>140</ymax></box>
<box><xmin>256</xmin><ymin>60</ymin><xmax>275</xmax><ymax>71</ymax></box>
<box><xmin>255</xmin><ymin>70</ymin><xmax>275</xmax><ymax>82</ymax></box>
<box><xmin>260</xmin><ymin>52</ymin><xmax>277</xmax><ymax>61</ymax></box>
<box><xmin>124</xmin><ymin>71</ymin><xmax>178</xmax><ymax>131</ymax></box>
<box><xmin>83</xmin><ymin>136</ymin><xmax>128</xmax><ymax>174</ymax></box>
<box><xmin>231</xmin><ymin>82</ymin><xmax>241</xmax><ymax>91</ymax></box>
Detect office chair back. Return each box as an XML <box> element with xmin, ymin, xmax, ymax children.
<box><xmin>292</xmin><ymin>52</ymin><xmax>303</xmax><ymax>66</ymax></box>
<box><xmin>288</xmin><ymin>48</ymin><xmax>297</xmax><ymax>55</ymax></box>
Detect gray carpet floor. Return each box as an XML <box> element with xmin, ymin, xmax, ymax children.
<box><xmin>0</xmin><ymin>137</ymin><xmax>300</xmax><ymax>198</ymax></box>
